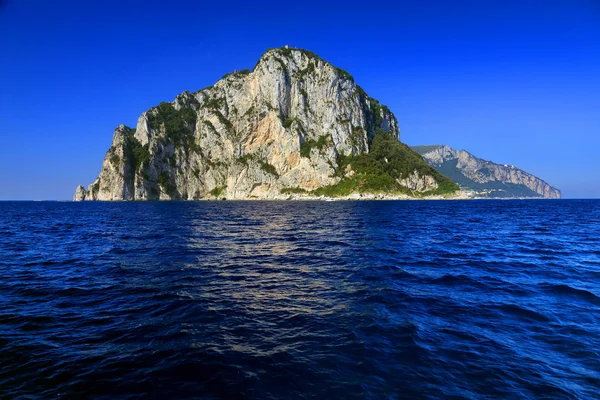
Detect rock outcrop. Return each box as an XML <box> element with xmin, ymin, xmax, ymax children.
<box><xmin>73</xmin><ymin>185</ymin><xmax>86</xmax><ymax>201</ymax></box>
<box><xmin>399</xmin><ymin>171</ymin><xmax>438</xmax><ymax>192</ymax></box>
<box><xmin>75</xmin><ymin>47</ymin><xmax>456</xmax><ymax>201</ymax></box>
<box><xmin>412</xmin><ymin>145</ymin><xmax>561</xmax><ymax>198</ymax></box>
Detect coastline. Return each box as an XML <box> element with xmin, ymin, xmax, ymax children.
<box><xmin>70</xmin><ymin>191</ymin><xmax>560</xmax><ymax>201</ymax></box>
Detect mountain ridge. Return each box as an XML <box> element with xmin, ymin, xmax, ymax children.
<box><xmin>412</xmin><ymin>145</ymin><xmax>560</xmax><ymax>198</ymax></box>
<box><xmin>74</xmin><ymin>47</ymin><xmax>458</xmax><ymax>201</ymax></box>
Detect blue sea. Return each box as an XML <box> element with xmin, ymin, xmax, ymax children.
<box><xmin>1</xmin><ymin>200</ymin><xmax>599</xmax><ymax>399</ymax></box>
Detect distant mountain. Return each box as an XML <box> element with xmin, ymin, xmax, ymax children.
<box><xmin>411</xmin><ymin>145</ymin><xmax>560</xmax><ymax>198</ymax></box>
<box><xmin>74</xmin><ymin>47</ymin><xmax>459</xmax><ymax>201</ymax></box>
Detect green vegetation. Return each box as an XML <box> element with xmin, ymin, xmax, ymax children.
<box><xmin>259</xmin><ymin>161</ymin><xmax>278</xmax><ymax>177</ymax></box>
<box><xmin>264</xmin><ymin>102</ymin><xmax>277</xmax><ymax>112</ymax></box>
<box><xmin>352</xmin><ymin>85</ymin><xmax>367</xmax><ymax>100</ymax></box>
<box><xmin>243</xmin><ymin>105</ymin><xmax>256</xmax><ymax>118</ymax></box>
<box><xmin>120</xmin><ymin>128</ymin><xmax>151</xmax><ymax>172</ymax></box>
<box><xmin>236</xmin><ymin>153</ymin><xmax>279</xmax><ymax>177</ymax></box>
<box><xmin>312</xmin><ymin>131</ymin><xmax>458</xmax><ymax>197</ymax></box>
<box><xmin>157</xmin><ymin>172</ymin><xmax>177</xmax><ymax>197</ymax></box>
<box><xmin>148</xmin><ymin>102</ymin><xmax>197</xmax><ymax>151</ymax></box>
<box><xmin>108</xmin><ymin>149</ymin><xmax>120</xmax><ymax>165</ymax></box>
<box><xmin>274</xmin><ymin>47</ymin><xmax>320</xmax><ymax>62</ymax></box>
<box><xmin>130</xmin><ymin>142</ymin><xmax>150</xmax><ymax>171</ymax></box>
<box><xmin>203</xmin><ymin>120</ymin><xmax>219</xmax><ymax>136</ymax></box>
<box><xmin>280</xmin><ymin>187</ymin><xmax>307</xmax><ymax>194</ymax></box>
<box><xmin>296</xmin><ymin>62</ymin><xmax>315</xmax><ymax>80</ymax></box>
<box><xmin>349</xmin><ymin>126</ymin><xmax>364</xmax><ymax>150</ymax></box>
<box><xmin>139</xmin><ymin>169</ymin><xmax>150</xmax><ymax>181</ymax></box>
<box><xmin>277</xmin><ymin>46</ymin><xmax>293</xmax><ymax>58</ymax></box>
<box><xmin>187</xmin><ymin>136</ymin><xmax>201</xmax><ymax>154</ymax></box>
<box><xmin>253</xmin><ymin>47</ymin><xmax>321</xmax><ymax>72</ymax></box>
<box><xmin>177</xmin><ymin>91</ymin><xmax>200</xmax><ymax>107</ymax></box>
<box><xmin>236</xmin><ymin>153</ymin><xmax>256</xmax><ymax>165</ymax></box>
<box><xmin>265</xmin><ymin>47</ymin><xmax>355</xmax><ymax>85</ymax></box>
<box><xmin>179</xmin><ymin>107</ymin><xmax>197</xmax><ymax>126</ymax></box>
<box><xmin>367</xmin><ymin>99</ymin><xmax>383</xmax><ymax>131</ymax></box>
<box><xmin>204</xmin><ymin>96</ymin><xmax>225</xmax><ymax>110</ymax></box>
<box><xmin>157</xmin><ymin>172</ymin><xmax>169</xmax><ymax>188</ymax></box>
<box><xmin>214</xmin><ymin>110</ymin><xmax>234</xmax><ymax>134</ymax></box>
<box><xmin>358</xmin><ymin>98</ymin><xmax>394</xmax><ymax>138</ymax></box>
<box><xmin>210</xmin><ymin>186</ymin><xmax>226</xmax><ymax>197</ymax></box>
<box><xmin>251</xmin><ymin>46</ymin><xmax>319</xmax><ymax>71</ymax></box>
<box><xmin>203</xmin><ymin>158</ymin><xmax>226</xmax><ymax>170</ymax></box>
<box><xmin>336</xmin><ymin>67</ymin><xmax>354</xmax><ymax>82</ymax></box>
<box><xmin>272</xmin><ymin>56</ymin><xmax>287</xmax><ymax>71</ymax></box>
<box><xmin>91</xmin><ymin>182</ymin><xmax>100</xmax><ymax>194</ymax></box>
<box><xmin>266</xmin><ymin>47</ymin><xmax>354</xmax><ymax>82</ymax></box>
<box><xmin>300</xmin><ymin>135</ymin><xmax>330</xmax><ymax>158</ymax></box>
<box><xmin>193</xmin><ymin>85</ymin><xmax>213</xmax><ymax>95</ymax></box>
<box><xmin>312</xmin><ymin>175</ymin><xmax>408</xmax><ymax>197</ymax></box>
<box><xmin>145</xmin><ymin>100</ymin><xmax>203</xmax><ymax>156</ymax></box>
<box><xmin>221</xmin><ymin>69</ymin><xmax>251</xmax><ymax>80</ymax></box>
<box><xmin>281</xmin><ymin>116</ymin><xmax>295</xmax><ymax>129</ymax></box>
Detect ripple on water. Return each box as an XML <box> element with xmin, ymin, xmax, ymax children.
<box><xmin>1</xmin><ymin>199</ymin><xmax>599</xmax><ymax>399</ymax></box>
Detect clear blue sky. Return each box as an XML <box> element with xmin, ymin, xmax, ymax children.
<box><xmin>1</xmin><ymin>0</ymin><xmax>599</xmax><ymax>199</ymax></box>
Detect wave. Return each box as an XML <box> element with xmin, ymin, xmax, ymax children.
<box><xmin>428</xmin><ymin>274</ymin><xmax>488</xmax><ymax>289</ymax></box>
<box><xmin>537</xmin><ymin>283</ymin><xmax>600</xmax><ymax>305</ymax></box>
<box><xmin>494</xmin><ymin>303</ymin><xmax>552</xmax><ymax>322</ymax></box>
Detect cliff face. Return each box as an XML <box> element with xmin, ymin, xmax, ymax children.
<box><xmin>412</xmin><ymin>145</ymin><xmax>561</xmax><ymax>198</ymax></box>
<box><xmin>75</xmin><ymin>47</ymin><xmax>454</xmax><ymax>201</ymax></box>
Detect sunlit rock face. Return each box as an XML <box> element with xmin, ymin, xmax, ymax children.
<box><xmin>73</xmin><ymin>185</ymin><xmax>86</xmax><ymax>201</ymax></box>
<box><xmin>75</xmin><ymin>47</ymin><xmax>419</xmax><ymax>200</ymax></box>
<box><xmin>412</xmin><ymin>145</ymin><xmax>561</xmax><ymax>198</ymax></box>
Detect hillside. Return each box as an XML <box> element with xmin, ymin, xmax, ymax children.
<box><xmin>412</xmin><ymin>145</ymin><xmax>560</xmax><ymax>198</ymax></box>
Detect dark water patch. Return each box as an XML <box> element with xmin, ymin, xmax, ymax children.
<box><xmin>493</xmin><ymin>303</ymin><xmax>553</xmax><ymax>322</ymax></box>
<box><xmin>22</xmin><ymin>259</ymin><xmax>60</xmax><ymax>267</ymax></box>
<box><xmin>538</xmin><ymin>283</ymin><xmax>600</xmax><ymax>306</ymax></box>
<box><xmin>429</xmin><ymin>273</ymin><xmax>487</xmax><ymax>288</ymax></box>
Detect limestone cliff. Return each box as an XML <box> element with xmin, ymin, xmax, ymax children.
<box><xmin>75</xmin><ymin>47</ymin><xmax>457</xmax><ymax>200</ymax></box>
<box><xmin>412</xmin><ymin>145</ymin><xmax>561</xmax><ymax>198</ymax></box>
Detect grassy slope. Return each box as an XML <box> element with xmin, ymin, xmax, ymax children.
<box><xmin>312</xmin><ymin>132</ymin><xmax>459</xmax><ymax>197</ymax></box>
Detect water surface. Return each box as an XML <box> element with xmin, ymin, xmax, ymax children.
<box><xmin>1</xmin><ymin>200</ymin><xmax>599</xmax><ymax>399</ymax></box>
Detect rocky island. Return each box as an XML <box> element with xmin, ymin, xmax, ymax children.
<box><xmin>74</xmin><ymin>47</ymin><xmax>459</xmax><ymax>201</ymax></box>
<box><xmin>74</xmin><ymin>47</ymin><xmax>559</xmax><ymax>201</ymax></box>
